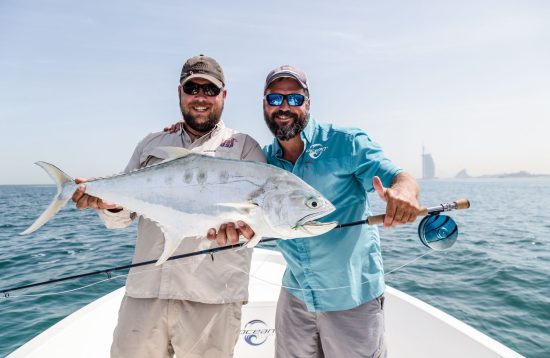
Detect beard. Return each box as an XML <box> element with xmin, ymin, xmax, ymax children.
<box><xmin>263</xmin><ymin>109</ymin><xmax>309</xmax><ymax>141</ymax></box>
<box><xmin>181</xmin><ymin>101</ymin><xmax>224</xmax><ymax>133</ymax></box>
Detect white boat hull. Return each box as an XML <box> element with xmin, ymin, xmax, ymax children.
<box><xmin>8</xmin><ymin>250</ymin><xmax>522</xmax><ymax>358</ymax></box>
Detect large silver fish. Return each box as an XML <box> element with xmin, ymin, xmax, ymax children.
<box><xmin>21</xmin><ymin>147</ymin><xmax>337</xmax><ymax>265</ymax></box>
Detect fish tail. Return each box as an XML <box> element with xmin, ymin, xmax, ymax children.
<box><xmin>20</xmin><ymin>161</ymin><xmax>76</xmax><ymax>235</ymax></box>
<box><xmin>241</xmin><ymin>234</ymin><xmax>261</xmax><ymax>249</ymax></box>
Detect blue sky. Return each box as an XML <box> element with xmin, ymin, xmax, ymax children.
<box><xmin>1</xmin><ymin>0</ymin><xmax>549</xmax><ymax>184</ymax></box>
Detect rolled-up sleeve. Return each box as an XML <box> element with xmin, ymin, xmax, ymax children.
<box><xmin>96</xmin><ymin>136</ymin><xmax>146</xmax><ymax>229</ymax></box>
<box><xmin>352</xmin><ymin>132</ymin><xmax>402</xmax><ymax>193</ymax></box>
<box><xmin>241</xmin><ymin>136</ymin><xmax>267</xmax><ymax>163</ymax></box>
<box><xmin>97</xmin><ymin>208</ymin><xmax>135</xmax><ymax>229</ymax></box>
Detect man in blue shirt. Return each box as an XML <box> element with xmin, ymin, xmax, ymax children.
<box><xmin>167</xmin><ymin>65</ymin><xmax>421</xmax><ymax>357</ymax></box>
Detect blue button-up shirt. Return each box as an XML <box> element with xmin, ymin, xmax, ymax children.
<box><xmin>262</xmin><ymin>118</ymin><xmax>402</xmax><ymax>312</ymax></box>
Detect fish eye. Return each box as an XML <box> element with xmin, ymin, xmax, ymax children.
<box><xmin>306</xmin><ymin>198</ymin><xmax>319</xmax><ymax>209</ymax></box>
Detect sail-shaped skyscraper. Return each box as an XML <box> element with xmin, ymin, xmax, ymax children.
<box><xmin>422</xmin><ymin>146</ymin><xmax>435</xmax><ymax>179</ymax></box>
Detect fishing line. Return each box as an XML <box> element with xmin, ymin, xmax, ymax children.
<box><xmin>0</xmin><ymin>253</ymin><xmax>204</xmax><ymax>299</ymax></box>
<box><xmin>225</xmin><ymin>249</ymin><xmax>433</xmax><ymax>294</ymax></box>
<box><xmin>0</xmin><ymin>232</ymin><xmax>418</xmax><ymax>298</ymax></box>
<box><xmin>384</xmin><ymin>250</ymin><xmax>432</xmax><ymax>275</ymax></box>
<box><xmin>196</xmin><ymin>249</ymin><xmax>433</xmax><ymax>356</ymax></box>
<box><xmin>162</xmin><ymin>252</ymin><xmax>438</xmax><ymax>358</ymax></box>
<box><xmin>0</xmin><ymin>247</ymin><xmax>433</xmax><ymax>300</ymax></box>
<box><xmin>0</xmin><ymin>239</ymin><xmax>276</xmax><ymax>297</ymax></box>
<box><xmin>3</xmin><ymin>274</ymin><xmax>128</xmax><ymax>299</ymax></box>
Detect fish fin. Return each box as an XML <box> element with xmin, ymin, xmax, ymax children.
<box><xmin>217</xmin><ymin>202</ymin><xmax>258</xmax><ymax>214</ymax></box>
<box><xmin>155</xmin><ymin>229</ymin><xmax>184</xmax><ymax>266</ymax></box>
<box><xmin>240</xmin><ymin>234</ymin><xmax>262</xmax><ymax>250</ymax></box>
<box><xmin>155</xmin><ymin>146</ymin><xmax>194</xmax><ymax>161</ymax></box>
<box><xmin>20</xmin><ymin>162</ymin><xmax>76</xmax><ymax>235</ymax></box>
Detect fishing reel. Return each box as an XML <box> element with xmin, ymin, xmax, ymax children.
<box><xmin>357</xmin><ymin>198</ymin><xmax>469</xmax><ymax>251</ymax></box>
<box><xmin>418</xmin><ymin>214</ymin><xmax>458</xmax><ymax>251</ymax></box>
<box><xmin>416</xmin><ymin>199</ymin><xmax>469</xmax><ymax>251</ymax></box>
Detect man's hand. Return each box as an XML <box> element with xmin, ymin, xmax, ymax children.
<box><xmin>373</xmin><ymin>173</ymin><xmax>420</xmax><ymax>227</ymax></box>
<box><xmin>71</xmin><ymin>178</ymin><xmax>120</xmax><ymax>210</ymax></box>
<box><xmin>206</xmin><ymin>221</ymin><xmax>255</xmax><ymax>246</ymax></box>
<box><xmin>164</xmin><ymin>121</ymin><xmax>184</xmax><ymax>134</ymax></box>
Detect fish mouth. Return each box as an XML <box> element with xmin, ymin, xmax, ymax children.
<box><xmin>300</xmin><ymin>220</ymin><xmax>338</xmax><ymax>236</ymax></box>
<box><xmin>297</xmin><ymin>207</ymin><xmax>338</xmax><ymax>236</ymax></box>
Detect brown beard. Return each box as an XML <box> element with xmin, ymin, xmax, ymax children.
<box><xmin>263</xmin><ymin>109</ymin><xmax>309</xmax><ymax>141</ymax></box>
<box><xmin>181</xmin><ymin>101</ymin><xmax>224</xmax><ymax>133</ymax></box>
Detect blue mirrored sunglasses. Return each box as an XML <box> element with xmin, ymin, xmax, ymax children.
<box><xmin>265</xmin><ymin>93</ymin><xmax>307</xmax><ymax>107</ymax></box>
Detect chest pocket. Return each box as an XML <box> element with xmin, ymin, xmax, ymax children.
<box><xmin>139</xmin><ymin>147</ymin><xmax>177</xmax><ymax>168</ymax></box>
<box><xmin>213</xmin><ymin>146</ymin><xmax>242</xmax><ymax>160</ymax></box>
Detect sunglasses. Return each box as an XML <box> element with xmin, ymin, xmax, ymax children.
<box><xmin>265</xmin><ymin>93</ymin><xmax>308</xmax><ymax>107</ymax></box>
<box><xmin>182</xmin><ymin>82</ymin><xmax>222</xmax><ymax>97</ymax></box>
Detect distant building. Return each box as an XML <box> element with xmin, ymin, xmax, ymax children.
<box><xmin>422</xmin><ymin>146</ymin><xmax>435</xmax><ymax>179</ymax></box>
<box><xmin>455</xmin><ymin>169</ymin><xmax>471</xmax><ymax>178</ymax></box>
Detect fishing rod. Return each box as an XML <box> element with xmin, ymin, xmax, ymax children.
<box><xmin>336</xmin><ymin>198</ymin><xmax>470</xmax><ymax>227</ymax></box>
<box><xmin>1</xmin><ymin>238</ymin><xmax>280</xmax><ymax>297</ymax></box>
<box><xmin>1</xmin><ymin>199</ymin><xmax>470</xmax><ymax>297</ymax></box>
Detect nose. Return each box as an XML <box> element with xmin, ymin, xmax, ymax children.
<box><xmin>195</xmin><ymin>89</ymin><xmax>208</xmax><ymax>98</ymax></box>
<box><xmin>279</xmin><ymin>98</ymin><xmax>290</xmax><ymax>110</ymax></box>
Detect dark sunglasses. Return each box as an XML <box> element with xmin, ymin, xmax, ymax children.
<box><xmin>182</xmin><ymin>82</ymin><xmax>222</xmax><ymax>97</ymax></box>
<box><xmin>265</xmin><ymin>93</ymin><xmax>308</xmax><ymax>107</ymax></box>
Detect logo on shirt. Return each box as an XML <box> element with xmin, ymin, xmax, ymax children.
<box><xmin>220</xmin><ymin>138</ymin><xmax>237</xmax><ymax>148</ymax></box>
<box><xmin>307</xmin><ymin>144</ymin><xmax>327</xmax><ymax>159</ymax></box>
<box><xmin>241</xmin><ymin>320</ymin><xmax>275</xmax><ymax>346</ymax></box>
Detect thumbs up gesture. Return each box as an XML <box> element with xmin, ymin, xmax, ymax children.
<box><xmin>372</xmin><ymin>174</ymin><xmax>421</xmax><ymax>228</ymax></box>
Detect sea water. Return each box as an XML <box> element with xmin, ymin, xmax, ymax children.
<box><xmin>0</xmin><ymin>178</ymin><xmax>549</xmax><ymax>357</ymax></box>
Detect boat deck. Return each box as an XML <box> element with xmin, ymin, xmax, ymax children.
<box><xmin>8</xmin><ymin>250</ymin><xmax>522</xmax><ymax>358</ymax></box>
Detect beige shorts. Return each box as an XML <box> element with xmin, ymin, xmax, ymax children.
<box><xmin>111</xmin><ymin>296</ymin><xmax>242</xmax><ymax>358</ymax></box>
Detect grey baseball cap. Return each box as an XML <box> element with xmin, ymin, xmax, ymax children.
<box><xmin>264</xmin><ymin>65</ymin><xmax>309</xmax><ymax>92</ymax></box>
<box><xmin>180</xmin><ymin>54</ymin><xmax>225</xmax><ymax>88</ymax></box>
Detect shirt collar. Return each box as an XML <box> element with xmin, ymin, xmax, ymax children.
<box><xmin>180</xmin><ymin>120</ymin><xmax>225</xmax><ymax>145</ymax></box>
<box><xmin>300</xmin><ymin>115</ymin><xmax>317</xmax><ymax>144</ymax></box>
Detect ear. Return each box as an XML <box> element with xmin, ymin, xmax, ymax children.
<box><xmin>178</xmin><ymin>85</ymin><xmax>183</xmax><ymax>99</ymax></box>
<box><xmin>222</xmin><ymin>88</ymin><xmax>227</xmax><ymax>100</ymax></box>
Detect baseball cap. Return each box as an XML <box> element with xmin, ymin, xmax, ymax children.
<box><xmin>264</xmin><ymin>65</ymin><xmax>309</xmax><ymax>92</ymax></box>
<box><xmin>180</xmin><ymin>54</ymin><xmax>225</xmax><ymax>88</ymax></box>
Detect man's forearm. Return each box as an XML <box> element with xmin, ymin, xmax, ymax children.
<box><xmin>391</xmin><ymin>172</ymin><xmax>420</xmax><ymax>199</ymax></box>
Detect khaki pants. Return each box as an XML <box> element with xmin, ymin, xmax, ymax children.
<box><xmin>111</xmin><ymin>296</ymin><xmax>242</xmax><ymax>358</ymax></box>
<box><xmin>275</xmin><ymin>289</ymin><xmax>387</xmax><ymax>358</ymax></box>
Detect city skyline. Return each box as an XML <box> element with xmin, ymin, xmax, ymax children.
<box><xmin>420</xmin><ymin>144</ymin><xmax>549</xmax><ymax>179</ymax></box>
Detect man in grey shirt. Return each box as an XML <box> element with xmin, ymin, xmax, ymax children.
<box><xmin>72</xmin><ymin>54</ymin><xmax>264</xmax><ymax>358</ymax></box>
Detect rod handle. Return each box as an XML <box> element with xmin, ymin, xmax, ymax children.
<box><xmin>367</xmin><ymin>207</ymin><xmax>430</xmax><ymax>225</ymax></box>
<box><xmin>455</xmin><ymin>198</ymin><xmax>470</xmax><ymax>210</ymax></box>
<box><xmin>367</xmin><ymin>214</ymin><xmax>386</xmax><ymax>225</ymax></box>
<box><xmin>366</xmin><ymin>198</ymin><xmax>470</xmax><ymax>225</ymax></box>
